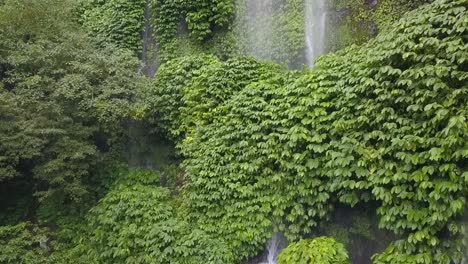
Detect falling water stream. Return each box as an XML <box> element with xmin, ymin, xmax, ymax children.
<box><xmin>141</xmin><ymin>0</ymin><xmax>158</xmax><ymax>77</ymax></box>
<box><xmin>258</xmin><ymin>232</ymin><xmax>286</xmax><ymax>264</ymax></box>
<box><xmin>305</xmin><ymin>0</ymin><xmax>328</xmax><ymax>66</ymax></box>
<box><xmin>241</xmin><ymin>0</ymin><xmax>275</xmax><ymax>60</ymax></box>
<box><xmin>244</xmin><ymin>0</ymin><xmax>329</xmax><ymax>262</ymax></box>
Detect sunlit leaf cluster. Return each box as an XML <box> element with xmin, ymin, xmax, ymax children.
<box><xmin>278</xmin><ymin>237</ymin><xmax>351</xmax><ymax>264</ymax></box>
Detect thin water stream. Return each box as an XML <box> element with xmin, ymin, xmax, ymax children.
<box><xmin>141</xmin><ymin>0</ymin><xmax>158</xmax><ymax>77</ymax></box>
<box><xmin>305</xmin><ymin>0</ymin><xmax>328</xmax><ymax>66</ymax></box>
<box><xmin>241</xmin><ymin>0</ymin><xmax>330</xmax><ymax>262</ymax></box>
<box><xmin>259</xmin><ymin>233</ymin><xmax>286</xmax><ymax>264</ymax></box>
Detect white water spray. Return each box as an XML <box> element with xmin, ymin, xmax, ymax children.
<box><xmin>258</xmin><ymin>233</ymin><xmax>286</xmax><ymax>264</ymax></box>
<box><xmin>240</xmin><ymin>1</ymin><xmax>330</xmax><ymax>263</ymax></box>
<box><xmin>305</xmin><ymin>0</ymin><xmax>328</xmax><ymax>66</ymax></box>
<box><xmin>240</xmin><ymin>0</ymin><xmax>275</xmax><ymax>60</ymax></box>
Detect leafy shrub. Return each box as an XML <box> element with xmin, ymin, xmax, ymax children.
<box><xmin>145</xmin><ymin>57</ymin><xmax>292</xmax><ymax>260</ymax></box>
<box><xmin>278</xmin><ymin>237</ymin><xmax>350</xmax><ymax>264</ymax></box>
<box><xmin>0</xmin><ymin>223</ymin><xmax>48</xmax><ymax>264</ymax></box>
<box><xmin>183</xmin><ymin>80</ymin><xmax>286</xmax><ymax>260</ymax></box>
<box><xmin>180</xmin><ymin>57</ymin><xmax>284</xmax><ymax>139</ymax></box>
<box><xmin>81</xmin><ymin>0</ymin><xmax>146</xmax><ymax>53</ymax></box>
<box><xmin>83</xmin><ymin>170</ymin><xmax>234</xmax><ymax>264</ymax></box>
<box><xmin>151</xmin><ymin>0</ymin><xmax>235</xmax><ymax>62</ymax></box>
<box><xmin>328</xmin><ymin>0</ymin><xmax>434</xmax><ymax>51</ymax></box>
<box><xmin>145</xmin><ymin>55</ymin><xmax>284</xmax><ymax>140</ymax></box>
<box><xmin>184</xmin><ymin>0</ymin><xmax>234</xmax><ymax>41</ymax></box>
<box><xmin>144</xmin><ymin>55</ymin><xmax>219</xmax><ymax>140</ymax></box>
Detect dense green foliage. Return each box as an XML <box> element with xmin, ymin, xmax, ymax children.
<box><xmin>82</xmin><ymin>169</ymin><xmax>233</xmax><ymax>264</ymax></box>
<box><xmin>77</xmin><ymin>0</ymin><xmax>432</xmax><ymax>64</ymax></box>
<box><xmin>143</xmin><ymin>55</ymin><xmax>219</xmax><ymax>140</ymax></box>
<box><xmin>327</xmin><ymin>0</ymin><xmax>436</xmax><ymax>51</ymax></box>
<box><xmin>153</xmin><ymin>0</ymin><xmax>234</xmax><ymax>43</ymax></box>
<box><xmin>151</xmin><ymin>0</ymin><xmax>235</xmax><ymax>62</ymax></box>
<box><xmin>0</xmin><ymin>223</ymin><xmax>47</xmax><ymax>264</ymax></box>
<box><xmin>0</xmin><ymin>0</ymin><xmax>147</xmax><ymax>258</ymax></box>
<box><xmin>278</xmin><ymin>237</ymin><xmax>350</xmax><ymax>264</ymax></box>
<box><xmin>0</xmin><ymin>0</ymin><xmax>146</xmax><ymax>205</ymax></box>
<box><xmin>151</xmin><ymin>0</ymin><xmax>468</xmax><ymax>262</ymax></box>
<box><xmin>144</xmin><ymin>55</ymin><xmax>284</xmax><ymax>141</ymax></box>
<box><xmin>81</xmin><ymin>0</ymin><xmax>146</xmax><ymax>53</ymax></box>
<box><xmin>1</xmin><ymin>0</ymin><xmax>467</xmax><ymax>263</ymax></box>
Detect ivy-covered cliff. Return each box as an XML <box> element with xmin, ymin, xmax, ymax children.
<box><xmin>78</xmin><ymin>0</ymin><xmax>435</xmax><ymax>67</ymax></box>
<box><xmin>0</xmin><ymin>0</ymin><xmax>466</xmax><ymax>264</ymax></box>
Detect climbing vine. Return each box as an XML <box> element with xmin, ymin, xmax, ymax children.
<box><xmin>327</xmin><ymin>0</ymin><xmax>435</xmax><ymax>51</ymax></box>
<box><xmin>151</xmin><ymin>0</ymin><xmax>235</xmax><ymax>62</ymax></box>
<box><xmin>80</xmin><ymin>0</ymin><xmax>146</xmax><ymax>53</ymax></box>
<box><xmin>143</xmin><ymin>55</ymin><xmax>219</xmax><ymax>140</ymax></box>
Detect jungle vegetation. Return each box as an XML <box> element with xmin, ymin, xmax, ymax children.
<box><xmin>0</xmin><ymin>0</ymin><xmax>467</xmax><ymax>263</ymax></box>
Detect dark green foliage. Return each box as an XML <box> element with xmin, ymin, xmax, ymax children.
<box><xmin>0</xmin><ymin>0</ymin><xmax>146</xmax><ymax>207</ymax></box>
<box><xmin>185</xmin><ymin>0</ymin><xmax>234</xmax><ymax>41</ymax></box>
<box><xmin>0</xmin><ymin>221</ymin><xmax>93</xmax><ymax>264</ymax></box>
<box><xmin>144</xmin><ymin>55</ymin><xmax>219</xmax><ymax>140</ymax></box>
<box><xmin>150</xmin><ymin>55</ymin><xmax>315</xmax><ymax>260</ymax></box>
<box><xmin>278</xmin><ymin>237</ymin><xmax>351</xmax><ymax>264</ymax></box>
<box><xmin>152</xmin><ymin>0</ymin><xmax>235</xmax><ymax>61</ymax></box>
<box><xmin>312</xmin><ymin>1</ymin><xmax>467</xmax><ymax>261</ymax></box>
<box><xmin>146</xmin><ymin>56</ymin><xmax>292</xmax><ymax>261</ymax></box>
<box><xmin>328</xmin><ymin>0</ymin><xmax>435</xmax><ymax>51</ymax></box>
<box><xmin>287</xmin><ymin>0</ymin><xmax>467</xmax><ymax>260</ymax></box>
<box><xmin>0</xmin><ymin>223</ymin><xmax>48</xmax><ymax>264</ymax></box>
<box><xmin>146</xmin><ymin>56</ymin><xmax>285</xmax><ymax>142</ymax></box>
<box><xmin>81</xmin><ymin>0</ymin><xmax>146</xmax><ymax>53</ymax></box>
<box><xmin>0</xmin><ymin>93</ymin><xmax>42</xmax><ymax>181</ymax></box>
<box><xmin>183</xmin><ymin>75</ymin><xmax>293</xmax><ymax>260</ymax></box>
<box><xmin>83</xmin><ymin>169</ymin><xmax>233</xmax><ymax>264</ymax></box>
<box><xmin>150</xmin><ymin>56</ymin><xmax>284</xmax><ymax>135</ymax></box>
<box><xmin>180</xmin><ymin>57</ymin><xmax>284</xmax><ymax>139</ymax></box>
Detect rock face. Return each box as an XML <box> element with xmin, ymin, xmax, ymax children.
<box><xmin>323</xmin><ymin>0</ymin><xmax>434</xmax><ymax>53</ymax></box>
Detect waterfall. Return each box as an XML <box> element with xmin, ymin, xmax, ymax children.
<box><xmin>258</xmin><ymin>232</ymin><xmax>286</xmax><ymax>264</ymax></box>
<box><xmin>236</xmin><ymin>0</ymin><xmax>277</xmax><ymax>61</ymax></box>
<box><xmin>305</xmin><ymin>0</ymin><xmax>328</xmax><ymax>66</ymax></box>
<box><xmin>238</xmin><ymin>2</ymin><xmax>331</xmax><ymax>262</ymax></box>
<box><xmin>141</xmin><ymin>0</ymin><xmax>158</xmax><ymax>77</ymax></box>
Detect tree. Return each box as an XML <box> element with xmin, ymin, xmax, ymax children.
<box><xmin>0</xmin><ymin>0</ymin><xmax>146</xmax><ymax>208</ymax></box>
